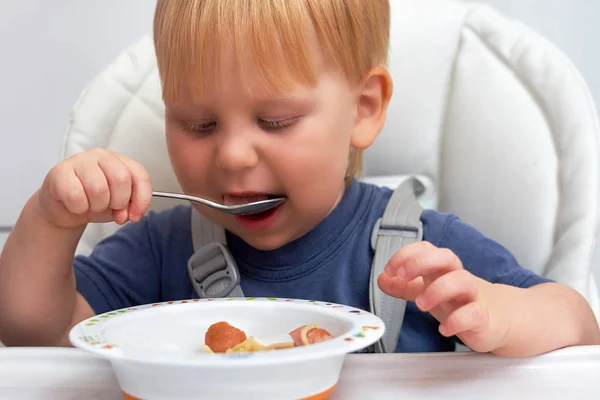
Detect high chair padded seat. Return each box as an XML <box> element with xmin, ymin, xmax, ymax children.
<box><xmin>62</xmin><ymin>0</ymin><xmax>600</xmax><ymax>321</ymax></box>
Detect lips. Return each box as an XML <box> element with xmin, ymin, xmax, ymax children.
<box><xmin>234</xmin><ymin>199</ymin><xmax>285</xmax><ymax>230</ymax></box>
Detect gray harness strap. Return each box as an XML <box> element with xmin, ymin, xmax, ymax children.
<box><xmin>188</xmin><ymin>210</ymin><xmax>244</xmax><ymax>298</ymax></box>
<box><xmin>369</xmin><ymin>178</ymin><xmax>424</xmax><ymax>353</ymax></box>
<box><xmin>187</xmin><ymin>178</ymin><xmax>424</xmax><ymax>353</ymax></box>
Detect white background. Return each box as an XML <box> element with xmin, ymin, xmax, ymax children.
<box><xmin>0</xmin><ymin>0</ymin><xmax>154</xmax><ymax>227</ymax></box>
<box><xmin>0</xmin><ymin>0</ymin><xmax>599</xmax><ymax>286</ymax></box>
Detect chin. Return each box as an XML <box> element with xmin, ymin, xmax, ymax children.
<box><xmin>238</xmin><ymin>234</ymin><xmax>291</xmax><ymax>251</ymax></box>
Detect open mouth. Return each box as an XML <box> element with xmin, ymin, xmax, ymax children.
<box><xmin>241</xmin><ymin>203</ymin><xmax>282</xmax><ymax>220</ymax></box>
<box><xmin>223</xmin><ymin>193</ymin><xmax>283</xmax><ymax>205</ymax></box>
<box><xmin>223</xmin><ymin>193</ymin><xmax>286</xmax><ymax>218</ymax></box>
<box><xmin>223</xmin><ymin>193</ymin><xmax>286</xmax><ymax>230</ymax></box>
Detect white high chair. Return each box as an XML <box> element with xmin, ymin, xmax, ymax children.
<box><xmin>62</xmin><ymin>0</ymin><xmax>600</xmax><ymax>321</ymax></box>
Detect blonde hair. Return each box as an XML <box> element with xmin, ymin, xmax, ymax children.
<box><xmin>153</xmin><ymin>0</ymin><xmax>390</xmax><ymax>177</ymax></box>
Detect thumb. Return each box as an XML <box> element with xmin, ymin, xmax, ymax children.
<box><xmin>87</xmin><ymin>209</ymin><xmax>129</xmax><ymax>225</ymax></box>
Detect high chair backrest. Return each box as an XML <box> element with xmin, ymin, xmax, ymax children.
<box><xmin>62</xmin><ymin>0</ymin><xmax>600</xmax><ymax>320</ymax></box>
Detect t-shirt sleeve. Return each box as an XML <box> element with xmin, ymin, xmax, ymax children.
<box><xmin>433</xmin><ymin>214</ymin><xmax>554</xmax><ymax>288</ymax></box>
<box><xmin>73</xmin><ymin>215</ymin><xmax>162</xmax><ymax>315</ymax></box>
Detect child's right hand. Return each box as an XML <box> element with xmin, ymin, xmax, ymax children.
<box><xmin>37</xmin><ymin>149</ymin><xmax>153</xmax><ymax>229</ymax></box>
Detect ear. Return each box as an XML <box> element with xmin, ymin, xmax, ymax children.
<box><xmin>350</xmin><ymin>66</ymin><xmax>393</xmax><ymax>150</ymax></box>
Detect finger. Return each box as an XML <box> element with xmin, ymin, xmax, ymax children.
<box><xmin>439</xmin><ymin>302</ymin><xmax>488</xmax><ymax>337</ymax></box>
<box><xmin>51</xmin><ymin>166</ymin><xmax>89</xmax><ymax>215</ymax></box>
<box><xmin>384</xmin><ymin>241</ymin><xmax>436</xmax><ymax>276</ymax></box>
<box><xmin>74</xmin><ymin>161</ymin><xmax>111</xmax><ymax>213</ymax></box>
<box><xmin>112</xmin><ymin>209</ymin><xmax>129</xmax><ymax>225</ymax></box>
<box><xmin>116</xmin><ymin>155</ymin><xmax>152</xmax><ymax>222</ymax></box>
<box><xmin>88</xmin><ymin>209</ymin><xmax>122</xmax><ymax>224</ymax></box>
<box><xmin>415</xmin><ymin>269</ymin><xmax>478</xmax><ymax>312</ymax></box>
<box><xmin>98</xmin><ymin>155</ymin><xmax>132</xmax><ymax>212</ymax></box>
<box><xmin>377</xmin><ymin>274</ymin><xmax>425</xmax><ymax>302</ymax></box>
<box><xmin>391</xmin><ymin>247</ymin><xmax>463</xmax><ymax>283</ymax></box>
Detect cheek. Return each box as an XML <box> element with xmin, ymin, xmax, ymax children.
<box><xmin>166</xmin><ymin>130</ymin><xmax>189</xmax><ymax>175</ymax></box>
<box><xmin>267</xmin><ymin>113</ymin><xmax>353</xmax><ymax>194</ymax></box>
<box><xmin>305</xmin><ymin>106</ymin><xmax>355</xmax><ymax>173</ymax></box>
<box><xmin>166</xmin><ymin>129</ymin><xmax>212</xmax><ymax>191</ymax></box>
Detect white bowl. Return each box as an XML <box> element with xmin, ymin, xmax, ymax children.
<box><xmin>69</xmin><ymin>297</ymin><xmax>385</xmax><ymax>400</ymax></box>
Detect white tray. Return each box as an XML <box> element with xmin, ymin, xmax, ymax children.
<box><xmin>332</xmin><ymin>346</ymin><xmax>600</xmax><ymax>399</ymax></box>
<box><xmin>0</xmin><ymin>348</ymin><xmax>121</xmax><ymax>400</ymax></box>
<box><xmin>1</xmin><ymin>346</ymin><xmax>599</xmax><ymax>399</ymax></box>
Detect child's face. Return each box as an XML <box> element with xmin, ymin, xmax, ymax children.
<box><xmin>164</xmin><ymin>34</ymin><xmax>379</xmax><ymax>250</ymax></box>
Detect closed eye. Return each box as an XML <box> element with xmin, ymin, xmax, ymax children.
<box><xmin>258</xmin><ymin>117</ymin><xmax>299</xmax><ymax>131</ymax></box>
<box><xmin>180</xmin><ymin>121</ymin><xmax>217</xmax><ymax>134</ymax></box>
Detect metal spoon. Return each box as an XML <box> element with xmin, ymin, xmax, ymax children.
<box><xmin>151</xmin><ymin>191</ymin><xmax>286</xmax><ymax>216</ymax></box>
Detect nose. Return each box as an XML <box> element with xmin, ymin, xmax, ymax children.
<box><xmin>215</xmin><ymin>130</ymin><xmax>259</xmax><ymax>172</ymax></box>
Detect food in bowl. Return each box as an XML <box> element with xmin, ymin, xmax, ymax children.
<box><xmin>70</xmin><ymin>297</ymin><xmax>385</xmax><ymax>400</ymax></box>
<box><xmin>289</xmin><ymin>324</ymin><xmax>334</xmax><ymax>346</ymax></box>
<box><xmin>203</xmin><ymin>321</ymin><xmax>333</xmax><ymax>353</ymax></box>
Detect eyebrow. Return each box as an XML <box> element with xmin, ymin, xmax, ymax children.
<box><xmin>254</xmin><ymin>92</ymin><xmax>298</xmax><ymax>100</ymax></box>
<box><xmin>255</xmin><ymin>95</ymin><xmax>310</xmax><ymax>107</ymax></box>
<box><xmin>164</xmin><ymin>86</ymin><xmax>314</xmax><ymax>114</ymax></box>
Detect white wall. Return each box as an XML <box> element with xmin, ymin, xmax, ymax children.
<box><xmin>0</xmin><ymin>0</ymin><xmax>156</xmax><ymax>232</ymax></box>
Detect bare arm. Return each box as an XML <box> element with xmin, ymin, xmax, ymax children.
<box><xmin>485</xmin><ymin>282</ymin><xmax>600</xmax><ymax>357</ymax></box>
<box><xmin>379</xmin><ymin>241</ymin><xmax>600</xmax><ymax>358</ymax></box>
<box><xmin>0</xmin><ymin>192</ymin><xmax>94</xmax><ymax>346</ymax></box>
<box><xmin>0</xmin><ymin>149</ymin><xmax>151</xmax><ymax>347</ymax></box>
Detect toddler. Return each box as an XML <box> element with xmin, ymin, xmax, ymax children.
<box><xmin>0</xmin><ymin>0</ymin><xmax>598</xmax><ymax>356</ymax></box>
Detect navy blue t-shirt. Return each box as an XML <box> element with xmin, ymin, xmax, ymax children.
<box><xmin>74</xmin><ymin>180</ymin><xmax>552</xmax><ymax>353</ymax></box>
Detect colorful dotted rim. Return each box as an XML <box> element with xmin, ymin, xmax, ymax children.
<box><xmin>74</xmin><ymin>298</ymin><xmax>384</xmax><ymax>354</ymax></box>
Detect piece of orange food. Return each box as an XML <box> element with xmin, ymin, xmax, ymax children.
<box><xmin>203</xmin><ymin>322</ymin><xmax>333</xmax><ymax>353</ymax></box>
<box><xmin>289</xmin><ymin>325</ymin><xmax>333</xmax><ymax>346</ymax></box>
<box><xmin>204</xmin><ymin>321</ymin><xmax>248</xmax><ymax>353</ymax></box>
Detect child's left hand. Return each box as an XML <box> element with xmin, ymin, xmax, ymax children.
<box><xmin>377</xmin><ymin>241</ymin><xmax>508</xmax><ymax>353</ymax></box>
